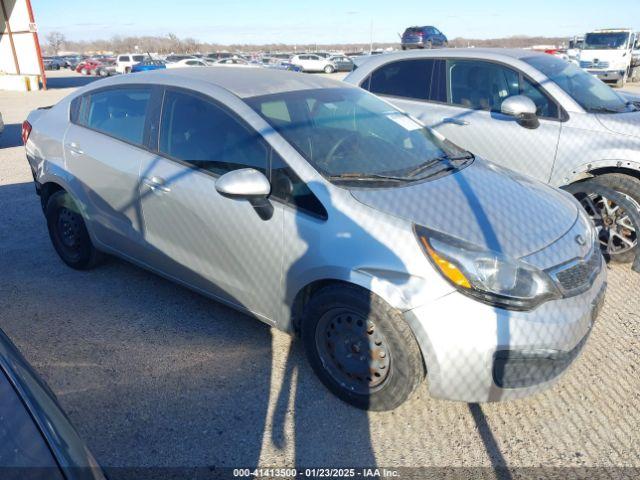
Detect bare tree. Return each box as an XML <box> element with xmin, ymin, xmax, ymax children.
<box><xmin>46</xmin><ymin>31</ymin><xmax>66</xmax><ymax>55</ymax></box>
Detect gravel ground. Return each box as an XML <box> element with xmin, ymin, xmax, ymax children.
<box><xmin>1</xmin><ymin>70</ymin><xmax>639</xmax><ymax>479</ymax></box>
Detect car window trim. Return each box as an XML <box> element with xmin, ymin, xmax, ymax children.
<box><xmin>361</xmin><ymin>56</ymin><xmax>569</xmax><ymax>122</ymax></box>
<box><xmin>153</xmin><ymin>86</ymin><xmax>328</xmax><ymax>220</ymax></box>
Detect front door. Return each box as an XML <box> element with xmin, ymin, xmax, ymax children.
<box><xmin>367</xmin><ymin>58</ymin><xmax>563</xmax><ymax>183</ymax></box>
<box><xmin>137</xmin><ymin>88</ymin><xmax>284</xmax><ymax>320</ymax></box>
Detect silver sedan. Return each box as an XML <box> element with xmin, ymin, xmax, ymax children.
<box><xmin>24</xmin><ymin>68</ymin><xmax>605</xmax><ymax>410</ymax></box>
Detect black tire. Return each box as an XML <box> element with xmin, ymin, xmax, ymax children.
<box><xmin>425</xmin><ymin>40</ymin><xmax>433</xmax><ymax>49</ymax></box>
<box><xmin>565</xmin><ymin>180</ymin><xmax>639</xmax><ymax>264</ymax></box>
<box><xmin>591</xmin><ymin>173</ymin><xmax>640</xmax><ymax>210</ymax></box>
<box><xmin>45</xmin><ymin>191</ymin><xmax>103</xmax><ymax>270</ymax></box>
<box><xmin>301</xmin><ymin>284</ymin><xmax>424</xmax><ymax>411</ymax></box>
<box><xmin>401</xmin><ymin>46</ymin><xmax>407</xmax><ymax>51</ymax></box>
<box><xmin>324</xmin><ymin>64</ymin><xmax>335</xmax><ymax>74</ymax></box>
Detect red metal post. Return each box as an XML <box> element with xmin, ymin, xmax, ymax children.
<box><xmin>25</xmin><ymin>0</ymin><xmax>46</xmax><ymax>89</ymax></box>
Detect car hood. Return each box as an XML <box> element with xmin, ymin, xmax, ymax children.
<box><xmin>350</xmin><ymin>158</ymin><xmax>578</xmax><ymax>259</ymax></box>
<box><xmin>596</xmin><ymin>110</ymin><xmax>640</xmax><ymax>137</ymax></box>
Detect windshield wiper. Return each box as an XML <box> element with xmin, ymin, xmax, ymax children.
<box><xmin>589</xmin><ymin>106</ymin><xmax>625</xmax><ymax>114</ymax></box>
<box><xmin>328</xmin><ymin>172</ymin><xmax>414</xmax><ymax>182</ymax></box>
<box><xmin>406</xmin><ymin>153</ymin><xmax>474</xmax><ymax>178</ymax></box>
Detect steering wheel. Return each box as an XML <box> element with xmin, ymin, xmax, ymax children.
<box><xmin>324</xmin><ymin>132</ymin><xmax>360</xmax><ymax>169</ymax></box>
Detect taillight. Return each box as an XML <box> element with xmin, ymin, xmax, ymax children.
<box><xmin>22</xmin><ymin>121</ymin><xmax>32</xmax><ymax>144</ymax></box>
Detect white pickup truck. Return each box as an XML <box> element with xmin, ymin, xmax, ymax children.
<box><xmin>577</xmin><ymin>28</ymin><xmax>640</xmax><ymax>87</ymax></box>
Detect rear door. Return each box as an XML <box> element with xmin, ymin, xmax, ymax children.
<box><xmin>63</xmin><ymin>85</ymin><xmax>157</xmax><ymax>257</ymax></box>
<box><xmin>137</xmin><ymin>88</ymin><xmax>284</xmax><ymax>320</ymax></box>
<box><xmin>363</xmin><ymin>57</ymin><xmax>563</xmax><ymax>182</ymax></box>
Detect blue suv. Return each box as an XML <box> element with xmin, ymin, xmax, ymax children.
<box><xmin>401</xmin><ymin>26</ymin><xmax>448</xmax><ymax>49</ymax></box>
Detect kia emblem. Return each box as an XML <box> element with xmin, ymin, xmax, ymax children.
<box><xmin>575</xmin><ymin>235</ymin><xmax>586</xmax><ymax>246</ymax></box>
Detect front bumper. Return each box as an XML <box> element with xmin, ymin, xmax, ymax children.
<box><xmin>404</xmin><ymin>258</ymin><xmax>606</xmax><ymax>402</ymax></box>
<box><xmin>587</xmin><ymin>69</ymin><xmax>626</xmax><ymax>81</ymax></box>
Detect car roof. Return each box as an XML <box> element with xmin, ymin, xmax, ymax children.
<box><xmin>100</xmin><ymin>67</ymin><xmax>354</xmax><ymax>98</ymax></box>
<box><xmin>357</xmin><ymin>48</ymin><xmax>548</xmax><ymax>66</ymax></box>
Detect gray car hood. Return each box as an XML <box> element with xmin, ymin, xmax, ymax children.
<box><xmin>596</xmin><ymin>110</ymin><xmax>640</xmax><ymax>137</ymax></box>
<box><xmin>350</xmin><ymin>159</ymin><xmax>578</xmax><ymax>259</ymax></box>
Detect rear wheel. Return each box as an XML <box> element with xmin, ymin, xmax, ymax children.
<box><xmin>425</xmin><ymin>40</ymin><xmax>433</xmax><ymax>49</ymax></box>
<box><xmin>45</xmin><ymin>191</ymin><xmax>104</xmax><ymax>270</ymax></box>
<box><xmin>324</xmin><ymin>64</ymin><xmax>335</xmax><ymax>74</ymax></box>
<box><xmin>301</xmin><ymin>284</ymin><xmax>424</xmax><ymax>411</ymax></box>
<box><xmin>566</xmin><ymin>180</ymin><xmax>638</xmax><ymax>263</ymax></box>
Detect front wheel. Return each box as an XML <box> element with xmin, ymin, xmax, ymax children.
<box><xmin>566</xmin><ymin>180</ymin><xmax>639</xmax><ymax>263</ymax></box>
<box><xmin>301</xmin><ymin>284</ymin><xmax>424</xmax><ymax>411</ymax></box>
<box><xmin>45</xmin><ymin>191</ymin><xmax>104</xmax><ymax>270</ymax></box>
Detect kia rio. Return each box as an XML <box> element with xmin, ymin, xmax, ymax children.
<box><xmin>24</xmin><ymin>68</ymin><xmax>606</xmax><ymax>410</ymax></box>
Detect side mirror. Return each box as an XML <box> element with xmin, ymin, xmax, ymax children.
<box><xmin>501</xmin><ymin>95</ymin><xmax>540</xmax><ymax>129</ymax></box>
<box><xmin>215</xmin><ymin>168</ymin><xmax>270</xmax><ymax>199</ymax></box>
<box><xmin>215</xmin><ymin>168</ymin><xmax>273</xmax><ymax>220</ymax></box>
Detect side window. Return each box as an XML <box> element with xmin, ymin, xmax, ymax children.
<box><xmin>519</xmin><ymin>76</ymin><xmax>559</xmax><ymax>118</ymax></box>
<box><xmin>368</xmin><ymin>59</ymin><xmax>446</xmax><ymax>102</ymax></box>
<box><xmin>270</xmin><ymin>153</ymin><xmax>327</xmax><ymax>219</ymax></box>
<box><xmin>78</xmin><ymin>87</ymin><xmax>151</xmax><ymax>145</ymax></box>
<box><xmin>447</xmin><ymin>59</ymin><xmax>559</xmax><ymax>118</ymax></box>
<box><xmin>449</xmin><ymin>60</ymin><xmax>518</xmax><ymax>112</ymax></box>
<box><xmin>159</xmin><ymin>90</ymin><xmax>268</xmax><ymax>175</ymax></box>
<box><xmin>118</xmin><ymin>56</ymin><xmax>129</xmax><ymax>62</ymax></box>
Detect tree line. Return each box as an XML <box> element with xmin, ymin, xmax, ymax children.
<box><xmin>43</xmin><ymin>31</ymin><xmax>570</xmax><ymax>55</ymax></box>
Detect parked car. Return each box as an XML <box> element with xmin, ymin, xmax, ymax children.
<box><xmin>328</xmin><ymin>55</ymin><xmax>355</xmax><ymax>72</ymax></box>
<box><xmin>345</xmin><ymin>49</ymin><xmax>640</xmax><ymax>262</ymax></box>
<box><xmin>166</xmin><ymin>58</ymin><xmax>208</xmax><ymax>68</ymax></box>
<box><xmin>165</xmin><ymin>54</ymin><xmax>198</xmax><ymax>63</ymax></box>
<box><xmin>291</xmin><ymin>54</ymin><xmax>336</xmax><ymax>73</ymax></box>
<box><xmin>209</xmin><ymin>58</ymin><xmax>257</xmax><ymax>68</ymax></box>
<box><xmin>43</xmin><ymin>57</ymin><xmax>64</xmax><ymax>70</ymax></box>
<box><xmin>95</xmin><ymin>58</ymin><xmax>117</xmax><ymax>77</ymax></box>
<box><xmin>116</xmin><ymin>53</ymin><xmax>147</xmax><ymax>74</ymax></box>
<box><xmin>266</xmin><ymin>60</ymin><xmax>302</xmax><ymax>72</ymax></box>
<box><xmin>401</xmin><ymin>26</ymin><xmax>448</xmax><ymax>50</ymax></box>
<box><xmin>24</xmin><ymin>69</ymin><xmax>606</xmax><ymax>410</ymax></box>
<box><xmin>131</xmin><ymin>59</ymin><xmax>167</xmax><ymax>72</ymax></box>
<box><xmin>76</xmin><ymin>59</ymin><xmax>102</xmax><ymax>75</ymax></box>
<box><xmin>0</xmin><ymin>327</ymin><xmax>105</xmax><ymax>479</ymax></box>
<box><xmin>62</xmin><ymin>55</ymin><xmax>87</xmax><ymax>70</ymax></box>
<box><xmin>0</xmin><ymin>112</ymin><xmax>4</xmax><ymax>136</ymax></box>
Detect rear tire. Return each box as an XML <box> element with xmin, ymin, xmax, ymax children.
<box><xmin>324</xmin><ymin>64</ymin><xmax>335</xmax><ymax>74</ymax></box>
<box><xmin>425</xmin><ymin>40</ymin><xmax>433</xmax><ymax>49</ymax></box>
<box><xmin>45</xmin><ymin>191</ymin><xmax>104</xmax><ymax>270</ymax></box>
<box><xmin>301</xmin><ymin>284</ymin><xmax>424</xmax><ymax>411</ymax></box>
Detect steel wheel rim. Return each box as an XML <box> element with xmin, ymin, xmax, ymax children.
<box><xmin>56</xmin><ymin>207</ymin><xmax>82</xmax><ymax>254</ymax></box>
<box><xmin>580</xmin><ymin>192</ymin><xmax>637</xmax><ymax>256</ymax></box>
<box><xmin>315</xmin><ymin>308</ymin><xmax>391</xmax><ymax>395</ymax></box>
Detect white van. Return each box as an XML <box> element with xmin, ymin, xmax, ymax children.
<box><xmin>115</xmin><ymin>54</ymin><xmax>147</xmax><ymax>74</ymax></box>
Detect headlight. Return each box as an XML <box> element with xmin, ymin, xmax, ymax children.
<box><xmin>414</xmin><ymin>225</ymin><xmax>561</xmax><ymax>311</ymax></box>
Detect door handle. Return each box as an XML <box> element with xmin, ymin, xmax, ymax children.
<box><xmin>143</xmin><ymin>176</ymin><xmax>171</xmax><ymax>193</ymax></box>
<box><xmin>442</xmin><ymin>117</ymin><xmax>470</xmax><ymax>126</ymax></box>
<box><xmin>65</xmin><ymin>142</ymin><xmax>84</xmax><ymax>155</ymax></box>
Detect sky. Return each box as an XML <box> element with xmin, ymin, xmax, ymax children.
<box><xmin>31</xmin><ymin>0</ymin><xmax>640</xmax><ymax>45</ymax></box>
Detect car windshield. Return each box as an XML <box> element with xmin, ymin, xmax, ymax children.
<box><xmin>523</xmin><ymin>55</ymin><xmax>636</xmax><ymax>114</ymax></box>
<box><xmin>583</xmin><ymin>32</ymin><xmax>630</xmax><ymax>50</ymax></box>
<box><xmin>246</xmin><ymin>88</ymin><xmax>470</xmax><ymax>185</ymax></box>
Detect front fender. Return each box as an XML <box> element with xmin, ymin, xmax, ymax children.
<box><xmin>561</xmin><ymin>158</ymin><xmax>640</xmax><ymax>185</ymax></box>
